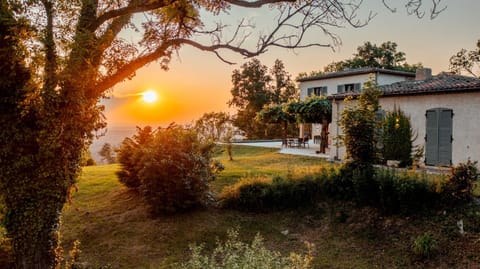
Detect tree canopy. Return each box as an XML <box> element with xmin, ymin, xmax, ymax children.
<box><xmin>449</xmin><ymin>39</ymin><xmax>480</xmax><ymax>78</ymax></box>
<box><xmin>297</xmin><ymin>41</ymin><xmax>422</xmax><ymax>79</ymax></box>
<box><xmin>323</xmin><ymin>41</ymin><xmax>422</xmax><ymax>73</ymax></box>
<box><xmin>229</xmin><ymin>58</ymin><xmax>297</xmax><ymax>138</ymax></box>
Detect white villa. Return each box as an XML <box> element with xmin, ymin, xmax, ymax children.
<box><xmin>297</xmin><ymin>67</ymin><xmax>480</xmax><ymax>167</ymax></box>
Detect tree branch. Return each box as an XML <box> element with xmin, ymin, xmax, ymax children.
<box><xmin>94</xmin><ymin>42</ymin><xmax>172</xmax><ymax>94</ymax></box>
<box><xmin>92</xmin><ymin>0</ymin><xmax>170</xmax><ymax>30</ymax></box>
<box><xmin>224</xmin><ymin>0</ymin><xmax>295</xmax><ymax>8</ymax></box>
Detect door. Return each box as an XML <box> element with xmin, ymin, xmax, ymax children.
<box><xmin>425</xmin><ymin>108</ymin><xmax>453</xmax><ymax>166</ymax></box>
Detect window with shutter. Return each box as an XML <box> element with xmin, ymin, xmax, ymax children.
<box><xmin>308</xmin><ymin>87</ymin><xmax>328</xmax><ymax>97</ymax></box>
<box><xmin>337</xmin><ymin>85</ymin><xmax>345</xmax><ymax>93</ymax></box>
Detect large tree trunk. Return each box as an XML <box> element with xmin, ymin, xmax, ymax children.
<box><xmin>8</xmin><ymin>191</ymin><xmax>65</xmax><ymax>268</ymax></box>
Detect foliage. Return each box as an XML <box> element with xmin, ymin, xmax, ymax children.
<box><xmin>219</xmin><ymin>175</ymin><xmax>322</xmax><ymax>212</ymax></box>
<box><xmin>116</xmin><ymin>127</ymin><xmax>154</xmax><ymax>188</ymax></box>
<box><xmin>256</xmin><ymin>103</ymin><xmax>297</xmax><ymax>145</ymax></box>
<box><xmin>339</xmin><ymin>78</ymin><xmax>382</xmax><ymax>166</ymax></box>
<box><xmin>116</xmin><ymin>124</ymin><xmax>223</xmax><ymax>215</ymax></box>
<box><xmin>374</xmin><ymin>169</ymin><xmax>441</xmax><ymax>214</ymax></box>
<box><xmin>181</xmin><ymin>229</ymin><xmax>314</xmax><ymax>269</ymax></box>
<box><xmin>323</xmin><ymin>41</ymin><xmax>422</xmax><ymax>73</ymax></box>
<box><xmin>98</xmin><ymin>143</ymin><xmax>116</xmax><ymax>164</ymax></box>
<box><xmin>195</xmin><ymin>112</ymin><xmax>234</xmax><ymax>160</ymax></box>
<box><xmin>381</xmin><ymin>107</ymin><xmax>414</xmax><ymax>167</ymax></box>
<box><xmin>220</xmin><ymin>164</ymin><xmax>444</xmax><ymax>215</ymax></box>
<box><xmin>140</xmin><ymin>124</ymin><xmax>223</xmax><ymax>215</ymax></box>
<box><xmin>81</xmin><ymin>149</ymin><xmax>97</xmax><ymax>166</ymax></box>
<box><xmin>449</xmin><ymin>39</ymin><xmax>480</xmax><ymax>78</ymax></box>
<box><xmin>445</xmin><ymin>160</ymin><xmax>478</xmax><ymax>203</ymax></box>
<box><xmin>194</xmin><ymin>112</ymin><xmax>231</xmax><ymax>142</ymax></box>
<box><xmin>229</xmin><ymin>59</ymin><xmax>298</xmax><ymax>139</ymax></box>
<box><xmin>286</xmin><ymin>97</ymin><xmax>332</xmax><ymax>153</ymax></box>
<box><xmin>412</xmin><ymin>233</ymin><xmax>438</xmax><ymax>259</ymax></box>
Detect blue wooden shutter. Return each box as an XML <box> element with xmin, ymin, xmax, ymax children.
<box><xmin>337</xmin><ymin>85</ymin><xmax>344</xmax><ymax>93</ymax></box>
<box><xmin>425</xmin><ymin>108</ymin><xmax>453</xmax><ymax>166</ymax></box>
<box><xmin>438</xmin><ymin>109</ymin><xmax>453</xmax><ymax>166</ymax></box>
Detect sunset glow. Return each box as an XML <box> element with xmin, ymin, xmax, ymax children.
<box><xmin>142</xmin><ymin>90</ymin><xmax>158</xmax><ymax>103</ymax></box>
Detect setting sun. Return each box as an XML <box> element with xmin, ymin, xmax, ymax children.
<box><xmin>142</xmin><ymin>90</ymin><xmax>158</xmax><ymax>103</ymax></box>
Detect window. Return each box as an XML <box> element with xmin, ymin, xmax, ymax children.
<box><xmin>337</xmin><ymin>83</ymin><xmax>361</xmax><ymax>93</ymax></box>
<box><xmin>307</xmin><ymin>86</ymin><xmax>327</xmax><ymax>97</ymax></box>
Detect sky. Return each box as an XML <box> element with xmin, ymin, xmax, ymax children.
<box><xmin>102</xmin><ymin>0</ymin><xmax>480</xmax><ymax>129</ymax></box>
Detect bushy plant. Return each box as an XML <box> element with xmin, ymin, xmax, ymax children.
<box><xmin>180</xmin><ymin>229</ymin><xmax>314</xmax><ymax>269</ymax></box>
<box><xmin>412</xmin><ymin>232</ymin><xmax>438</xmax><ymax>259</ymax></box>
<box><xmin>219</xmin><ymin>176</ymin><xmax>321</xmax><ymax>211</ymax></box>
<box><xmin>445</xmin><ymin>160</ymin><xmax>478</xmax><ymax>202</ymax></box>
<box><xmin>382</xmin><ymin>107</ymin><xmax>414</xmax><ymax>167</ymax></box>
<box><xmin>116</xmin><ymin>126</ymin><xmax>155</xmax><ymax>188</ymax></box>
<box><xmin>139</xmin><ymin>124</ymin><xmax>222</xmax><ymax>215</ymax></box>
<box><xmin>376</xmin><ymin>169</ymin><xmax>441</xmax><ymax>214</ymax></box>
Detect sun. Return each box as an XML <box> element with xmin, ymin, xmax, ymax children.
<box><xmin>142</xmin><ymin>90</ymin><xmax>158</xmax><ymax>103</ymax></box>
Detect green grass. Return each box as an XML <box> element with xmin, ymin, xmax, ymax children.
<box><xmin>212</xmin><ymin>145</ymin><xmax>333</xmax><ymax>193</ymax></box>
<box><xmin>59</xmin><ymin>145</ymin><xmax>480</xmax><ymax>268</ymax></box>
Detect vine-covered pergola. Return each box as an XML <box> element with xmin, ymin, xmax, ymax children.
<box><xmin>258</xmin><ymin>97</ymin><xmax>332</xmax><ymax>153</ymax></box>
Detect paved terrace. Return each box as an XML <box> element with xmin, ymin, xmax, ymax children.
<box><xmin>232</xmin><ymin>140</ymin><xmax>330</xmax><ymax>159</ymax></box>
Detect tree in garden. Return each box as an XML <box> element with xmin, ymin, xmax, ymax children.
<box><xmin>323</xmin><ymin>41</ymin><xmax>422</xmax><ymax>73</ymax></box>
<box><xmin>381</xmin><ymin>107</ymin><xmax>414</xmax><ymax>167</ymax></box>
<box><xmin>0</xmin><ymin>0</ymin><xmax>446</xmax><ymax>267</ymax></box>
<box><xmin>256</xmin><ymin>103</ymin><xmax>297</xmax><ymax>146</ymax></box>
<box><xmin>229</xmin><ymin>59</ymin><xmax>297</xmax><ymax>139</ymax></box>
<box><xmin>287</xmin><ymin>97</ymin><xmax>332</xmax><ymax>153</ymax></box>
<box><xmin>340</xmin><ymin>78</ymin><xmax>382</xmax><ymax>166</ymax></box>
<box><xmin>195</xmin><ymin>111</ymin><xmax>234</xmax><ymax>160</ymax></box>
<box><xmin>98</xmin><ymin>143</ymin><xmax>116</xmax><ymax>164</ymax></box>
<box><xmin>195</xmin><ymin>112</ymin><xmax>231</xmax><ymax>142</ymax></box>
<box><xmin>449</xmin><ymin>39</ymin><xmax>480</xmax><ymax>78</ymax></box>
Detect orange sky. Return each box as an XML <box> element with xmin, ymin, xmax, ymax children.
<box><xmin>102</xmin><ymin>1</ymin><xmax>480</xmax><ymax>128</ymax></box>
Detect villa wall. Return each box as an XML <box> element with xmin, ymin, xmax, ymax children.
<box><xmin>329</xmin><ymin>91</ymin><xmax>480</xmax><ymax>166</ymax></box>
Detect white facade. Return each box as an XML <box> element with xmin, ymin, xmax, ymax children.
<box><xmin>330</xmin><ymin>92</ymin><xmax>480</xmax><ymax>166</ymax></box>
<box><xmin>298</xmin><ymin>68</ymin><xmax>414</xmax><ymax>140</ymax></box>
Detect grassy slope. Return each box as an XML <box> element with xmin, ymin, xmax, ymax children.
<box><xmin>61</xmin><ymin>145</ymin><xmax>480</xmax><ymax>269</ymax></box>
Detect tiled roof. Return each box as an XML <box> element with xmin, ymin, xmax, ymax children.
<box><xmin>297</xmin><ymin>67</ymin><xmax>415</xmax><ymax>82</ymax></box>
<box><xmin>329</xmin><ymin>73</ymin><xmax>480</xmax><ymax>99</ymax></box>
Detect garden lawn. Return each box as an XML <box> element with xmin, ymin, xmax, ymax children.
<box><xmin>60</xmin><ymin>145</ymin><xmax>480</xmax><ymax>269</ymax></box>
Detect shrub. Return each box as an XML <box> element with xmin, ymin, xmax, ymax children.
<box><xmin>376</xmin><ymin>169</ymin><xmax>441</xmax><ymax>214</ymax></box>
<box><xmin>339</xmin><ymin>78</ymin><xmax>382</xmax><ymax>171</ymax></box>
<box><xmin>116</xmin><ymin>126</ymin><xmax>155</xmax><ymax>188</ymax></box>
<box><xmin>412</xmin><ymin>232</ymin><xmax>438</xmax><ymax>259</ymax></box>
<box><xmin>445</xmin><ymin>160</ymin><xmax>478</xmax><ymax>202</ymax></box>
<box><xmin>381</xmin><ymin>107</ymin><xmax>414</xmax><ymax>167</ymax></box>
<box><xmin>180</xmin><ymin>229</ymin><xmax>314</xmax><ymax>269</ymax></box>
<box><xmin>219</xmin><ymin>176</ymin><xmax>321</xmax><ymax>211</ymax></box>
<box><xmin>139</xmin><ymin>124</ymin><xmax>222</xmax><ymax>215</ymax></box>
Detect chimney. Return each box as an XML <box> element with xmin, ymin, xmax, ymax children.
<box><xmin>415</xmin><ymin>68</ymin><xmax>432</xmax><ymax>80</ymax></box>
